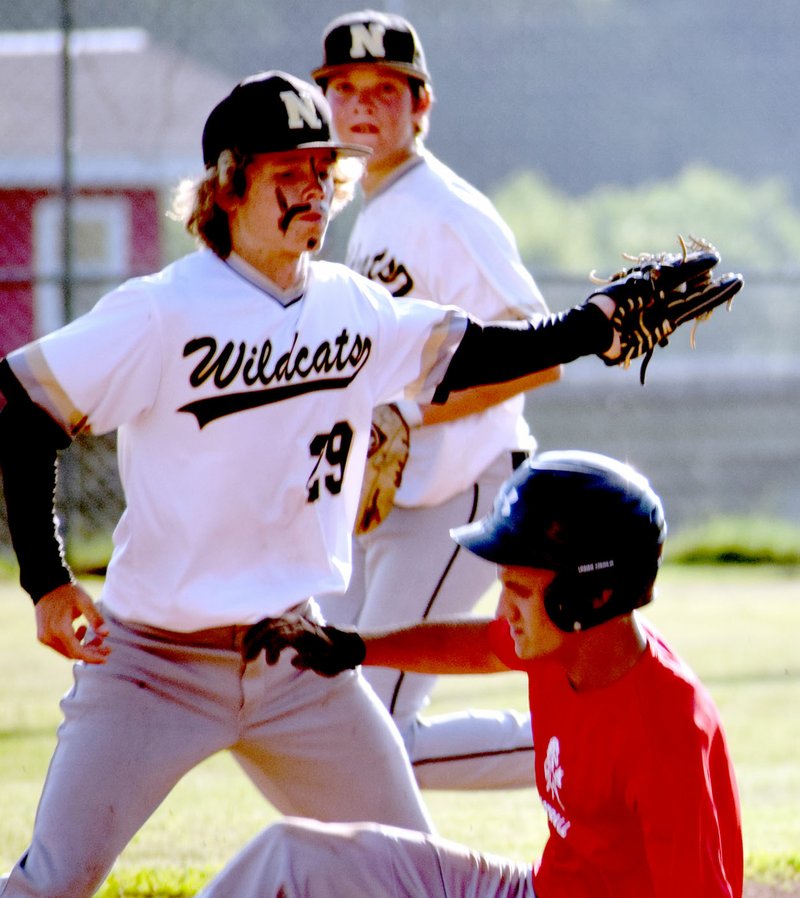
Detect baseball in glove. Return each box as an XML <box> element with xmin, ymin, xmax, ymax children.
<box><xmin>354</xmin><ymin>402</ymin><xmax>411</xmax><ymax>535</ymax></box>
<box><xmin>590</xmin><ymin>236</ymin><xmax>744</xmax><ymax>383</ymax></box>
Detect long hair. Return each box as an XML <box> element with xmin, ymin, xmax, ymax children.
<box><xmin>170</xmin><ymin>150</ymin><xmax>364</xmax><ymax>259</ymax></box>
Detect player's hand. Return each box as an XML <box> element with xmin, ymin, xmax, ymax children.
<box><xmin>34</xmin><ymin>582</ymin><xmax>110</xmax><ymax>663</ymax></box>
<box><xmin>242</xmin><ymin>613</ymin><xmax>366</xmax><ymax>677</ymax></box>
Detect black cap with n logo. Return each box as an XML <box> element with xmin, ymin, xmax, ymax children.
<box><xmin>202</xmin><ymin>70</ymin><xmax>372</xmax><ymax>166</ymax></box>
<box><xmin>312</xmin><ymin>10</ymin><xmax>430</xmax><ymax>86</ymax></box>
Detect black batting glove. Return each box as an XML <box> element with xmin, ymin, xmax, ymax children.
<box><xmin>242</xmin><ymin>613</ymin><xmax>366</xmax><ymax>677</ymax></box>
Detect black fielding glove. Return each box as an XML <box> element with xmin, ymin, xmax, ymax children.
<box><xmin>242</xmin><ymin>613</ymin><xmax>367</xmax><ymax>677</ymax></box>
<box><xmin>590</xmin><ymin>235</ymin><xmax>743</xmax><ymax>383</ymax></box>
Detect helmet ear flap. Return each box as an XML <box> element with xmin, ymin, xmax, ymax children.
<box><xmin>544</xmin><ymin>571</ymin><xmax>616</xmax><ymax>632</ymax></box>
<box><xmin>544</xmin><ymin>563</ymin><xmax>659</xmax><ymax>633</ymax></box>
<box><xmin>542</xmin><ymin>575</ymin><xmax>574</xmax><ymax>632</ymax></box>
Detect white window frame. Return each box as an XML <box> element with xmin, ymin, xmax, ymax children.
<box><xmin>33</xmin><ymin>194</ymin><xmax>130</xmax><ymax>334</ymax></box>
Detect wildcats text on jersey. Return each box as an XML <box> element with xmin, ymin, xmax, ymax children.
<box><xmin>178</xmin><ymin>328</ymin><xmax>371</xmax><ymax>428</ymax></box>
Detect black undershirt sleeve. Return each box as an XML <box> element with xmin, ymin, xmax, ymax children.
<box><xmin>0</xmin><ymin>359</ymin><xmax>74</xmax><ymax>603</ymax></box>
<box><xmin>432</xmin><ymin>303</ymin><xmax>613</xmax><ymax>403</ymax></box>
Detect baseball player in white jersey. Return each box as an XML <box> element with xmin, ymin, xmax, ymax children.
<box><xmin>314</xmin><ymin>10</ymin><xmax>557</xmax><ymax>789</ymax></box>
<box><xmin>0</xmin><ymin>69</ymin><xmax>624</xmax><ymax>898</ymax></box>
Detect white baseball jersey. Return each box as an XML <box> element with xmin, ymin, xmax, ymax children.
<box><xmin>7</xmin><ymin>249</ymin><xmax>466</xmax><ymax>631</ymax></box>
<box><xmin>347</xmin><ymin>150</ymin><xmax>549</xmax><ymax>507</ymax></box>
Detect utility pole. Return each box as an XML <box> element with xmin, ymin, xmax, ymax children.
<box><xmin>59</xmin><ymin>0</ymin><xmax>76</xmax><ymax>544</ymax></box>
<box><xmin>61</xmin><ymin>0</ymin><xmax>74</xmax><ymax>324</ymax></box>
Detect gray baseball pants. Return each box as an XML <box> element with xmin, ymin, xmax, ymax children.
<box><xmin>197</xmin><ymin>816</ymin><xmax>537</xmax><ymax>898</ymax></box>
<box><xmin>0</xmin><ymin>603</ymin><xmax>432</xmax><ymax>898</ymax></box>
<box><xmin>319</xmin><ymin>451</ymin><xmax>536</xmax><ymax>790</ymax></box>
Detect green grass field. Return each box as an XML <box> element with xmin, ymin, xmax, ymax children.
<box><xmin>0</xmin><ymin>565</ymin><xmax>798</xmax><ymax>896</ymax></box>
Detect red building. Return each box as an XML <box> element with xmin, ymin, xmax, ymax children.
<box><xmin>0</xmin><ymin>28</ymin><xmax>232</xmax><ymax>355</ymax></box>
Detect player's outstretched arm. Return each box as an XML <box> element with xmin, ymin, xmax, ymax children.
<box><xmin>242</xmin><ymin>615</ymin><xmax>508</xmax><ymax>677</ymax></box>
<box><xmin>433</xmin><ymin>238</ymin><xmax>743</xmax><ymax>400</ymax></box>
<box><xmin>432</xmin><ymin>302</ymin><xmax>613</xmax><ymax>403</ymax></box>
<box><xmin>364</xmin><ymin>618</ymin><xmax>509</xmax><ymax>674</ymax></box>
<box><xmin>419</xmin><ymin>364</ymin><xmax>562</xmax><ymax>427</ymax></box>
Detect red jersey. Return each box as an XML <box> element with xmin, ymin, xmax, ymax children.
<box><xmin>488</xmin><ymin>616</ymin><xmax>743</xmax><ymax>898</ymax></box>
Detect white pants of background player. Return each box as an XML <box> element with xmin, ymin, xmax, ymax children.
<box><xmin>319</xmin><ymin>451</ymin><xmax>535</xmax><ymax>790</ymax></box>
<box><xmin>198</xmin><ymin>816</ymin><xmax>536</xmax><ymax>898</ymax></box>
<box><xmin>0</xmin><ymin>604</ymin><xmax>432</xmax><ymax>898</ymax></box>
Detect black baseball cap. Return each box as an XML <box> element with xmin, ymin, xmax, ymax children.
<box><xmin>312</xmin><ymin>10</ymin><xmax>430</xmax><ymax>86</ymax></box>
<box><xmin>202</xmin><ymin>70</ymin><xmax>372</xmax><ymax>166</ymax></box>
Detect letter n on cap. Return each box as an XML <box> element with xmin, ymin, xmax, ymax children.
<box><xmin>349</xmin><ymin>23</ymin><xmax>387</xmax><ymax>59</ymax></box>
<box><xmin>279</xmin><ymin>91</ymin><xmax>323</xmax><ymax>130</ymax></box>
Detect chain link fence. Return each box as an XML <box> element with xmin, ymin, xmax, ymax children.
<box><xmin>2</xmin><ymin>2</ymin><xmax>799</xmax><ymax>571</ymax></box>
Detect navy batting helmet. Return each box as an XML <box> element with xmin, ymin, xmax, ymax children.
<box><xmin>451</xmin><ymin>450</ymin><xmax>667</xmax><ymax>632</ymax></box>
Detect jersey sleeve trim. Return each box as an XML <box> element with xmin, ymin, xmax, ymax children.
<box><xmin>7</xmin><ymin>343</ymin><xmax>89</xmax><ymax>437</ymax></box>
<box><xmin>404</xmin><ymin>308</ymin><xmax>469</xmax><ymax>403</ymax></box>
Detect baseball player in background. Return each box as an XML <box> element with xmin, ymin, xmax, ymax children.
<box><xmin>198</xmin><ymin>451</ymin><xmax>744</xmax><ymax>898</ymax></box>
<box><xmin>0</xmin><ymin>69</ymin><xmax>637</xmax><ymax>898</ymax></box>
<box><xmin>314</xmin><ymin>9</ymin><xmax>556</xmax><ymax>789</ymax></box>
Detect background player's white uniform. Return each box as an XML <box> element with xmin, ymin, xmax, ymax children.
<box><xmin>0</xmin><ymin>249</ymin><xmax>467</xmax><ymax>897</ymax></box>
<box><xmin>319</xmin><ymin>150</ymin><xmax>544</xmax><ymax>789</ymax></box>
